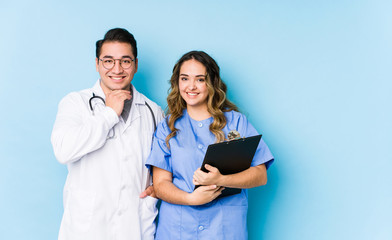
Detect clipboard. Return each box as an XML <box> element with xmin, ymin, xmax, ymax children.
<box><xmin>195</xmin><ymin>134</ymin><xmax>262</xmax><ymax>198</ymax></box>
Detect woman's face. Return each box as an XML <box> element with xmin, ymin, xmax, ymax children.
<box><xmin>178</xmin><ymin>59</ymin><xmax>209</xmax><ymax>110</ymax></box>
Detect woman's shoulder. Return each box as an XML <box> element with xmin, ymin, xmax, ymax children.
<box><xmin>224</xmin><ymin>110</ymin><xmax>247</xmax><ymax>121</ymax></box>
<box><xmin>156</xmin><ymin>116</ymin><xmax>171</xmax><ymax>133</ymax></box>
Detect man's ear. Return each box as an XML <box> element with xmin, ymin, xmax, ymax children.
<box><xmin>95</xmin><ymin>58</ymin><xmax>99</xmax><ymax>72</ymax></box>
<box><xmin>134</xmin><ymin>58</ymin><xmax>138</xmax><ymax>73</ymax></box>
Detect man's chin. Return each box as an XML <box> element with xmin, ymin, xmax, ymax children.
<box><xmin>100</xmin><ymin>78</ymin><xmax>132</xmax><ymax>92</ymax></box>
<box><xmin>111</xmin><ymin>84</ymin><xmax>132</xmax><ymax>91</ymax></box>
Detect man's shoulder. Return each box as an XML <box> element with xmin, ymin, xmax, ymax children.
<box><xmin>60</xmin><ymin>87</ymin><xmax>93</xmax><ymax>104</ymax></box>
<box><xmin>143</xmin><ymin>96</ymin><xmax>161</xmax><ymax>111</ymax></box>
<box><xmin>133</xmin><ymin>87</ymin><xmax>162</xmax><ymax>111</ymax></box>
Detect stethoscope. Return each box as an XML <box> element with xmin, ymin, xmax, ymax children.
<box><xmin>89</xmin><ymin>92</ymin><xmax>157</xmax><ymax>132</ymax></box>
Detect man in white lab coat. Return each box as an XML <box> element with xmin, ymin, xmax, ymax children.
<box><xmin>51</xmin><ymin>28</ymin><xmax>164</xmax><ymax>240</ymax></box>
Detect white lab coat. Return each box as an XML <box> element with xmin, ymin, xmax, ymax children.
<box><xmin>51</xmin><ymin>80</ymin><xmax>164</xmax><ymax>240</ymax></box>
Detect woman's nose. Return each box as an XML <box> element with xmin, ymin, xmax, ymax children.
<box><xmin>189</xmin><ymin>80</ymin><xmax>196</xmax><ymax>90</ymax></box>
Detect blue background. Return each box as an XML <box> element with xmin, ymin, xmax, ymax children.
<box><xmin>1</xmin><ymin>1</ymin><xmax>391</xmax><ymax>239</ymax></box>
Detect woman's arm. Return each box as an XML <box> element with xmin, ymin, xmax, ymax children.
<box><xmin>193</xmin><ymin>164</ymin><xmax>267</xmax><ymax>189</ymax></box>
<box><xmin>153</xmin><ymin>167</ymin><xmax>224</xmax><ymax>206</ymax></box>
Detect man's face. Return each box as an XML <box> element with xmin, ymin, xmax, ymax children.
<box><xmin>96</xmin><ymin>41</ymin><xmax>138</xmax><ymax>93</ymax></box>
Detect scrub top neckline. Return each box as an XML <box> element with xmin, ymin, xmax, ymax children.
<box><xmin>185</xmin><ymin>109</ymin><xmax>213</xmax><ymax>124</ymax></box>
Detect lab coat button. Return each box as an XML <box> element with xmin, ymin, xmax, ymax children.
<box><xmin>198</xmin><ymin>225</ymin><xmax>204</xmax><ymax>231</ymax></box>
<box><xmin>198</xmin><ymin>122</ymin><xmax>203</xmax><ymax>127</ymax></box>
<box><xmin>198</xmin><ymin>144</ymin><xmax>203</xmax><ymax>149</ymax></box>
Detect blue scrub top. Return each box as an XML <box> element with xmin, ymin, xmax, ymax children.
<box><xmin>146</xmin><ymin>110</ymin><xmax>274</xmax><ymax>240</ymax></box>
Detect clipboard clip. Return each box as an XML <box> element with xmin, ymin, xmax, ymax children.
<box><xmin>227</xmin><ymin>130</ymin><xmax>242</xmax><ymax>142</ymax></box>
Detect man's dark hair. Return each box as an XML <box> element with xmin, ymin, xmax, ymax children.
<box><xmin>96</xmin><ymin>28</ymin><xmax>137</xmax><ymax>59</ymax></box>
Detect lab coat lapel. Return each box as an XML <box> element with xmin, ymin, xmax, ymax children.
<box><xmin>90</xmin><ymin>80</ymin><xmax>107</xmax><ymax>113</ymax></box>
<box><xmin>122</xmin><ymin>85</ymin><xmax>142</xmax><ymax>133</ymax></box>
<box><xmin>92</xmin><ymin>80</ymin><xmax>106</xmax><ymax>99</ymax></box>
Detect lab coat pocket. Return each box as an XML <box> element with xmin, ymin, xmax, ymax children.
<box><xmin>140</xmin><ymin>196</ymin><xmax>158</xmax><ymax>239</ymax></box>
<box><xmin>143</xmin><ymin>195</ymin><xmax>158</xmax><ymax>212</ymax></box>
<box><xmin>65</xmin><ymin>190</ymin><xmax>96</xmax><ymax>233</ymax></box>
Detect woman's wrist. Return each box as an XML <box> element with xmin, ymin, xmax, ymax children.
<box><xmin>184</xmin><ymin>192</ymin><xmax>195</xmax><ymax>205</ymax></box>
<box><xmin>217</xmin><ymin>174</ymin><xmax>227</xmax><ymax>187</ymax></box>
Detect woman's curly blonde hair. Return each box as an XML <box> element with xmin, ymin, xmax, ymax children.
<box><xmin>165</xmin><ymin>51</ymin><xmax>239</xmax><ymax>147</ymax></box>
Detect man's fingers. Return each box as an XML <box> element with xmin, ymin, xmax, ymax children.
<box><xmin>109</xmin><ymin>91</ymin><xmax>131</xmax><ymax>100</ymax></box>
<box><xmin>110</xmin><ymin>89</ymin><xmax>131</xmax><ymax>94</ymax></box>
<box><xmin>139</xmin><ymin>185</ymin><xmax>154</xmax><ymax>198</ymax></box>
<box><xmin>104</xmin><ymin>90</ymin><xmax>132</xmax><ymax>116</ymax></box>
<box><xmin>139</xmin><ymin>191</ymin><xmax>147</xmax><ymax>198</ymax></box>
<box><xmin>107</xmin><ymin>90</ymin><xmax>131</xmax><ymax>98</ymax></box>
<box><xmin>145</xmin><ymin>185</ymin><xmax>154</xmax><ymax>195</ymax></box>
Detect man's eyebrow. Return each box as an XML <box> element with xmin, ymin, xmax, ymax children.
<box><xmin>101</xmin><ymin>55</ymin><xmax>133</xmax><ymax>59</ymax></box>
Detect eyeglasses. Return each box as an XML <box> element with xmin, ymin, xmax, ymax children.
<box><xmin>99</xmin><ymin>58</ymin><xmax>135</xmax><ymax>70</ymax></box>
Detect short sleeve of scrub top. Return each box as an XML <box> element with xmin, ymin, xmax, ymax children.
<box><xmin>146</xmin><ymin>119</ymin><xmax>172</xmax><ymax>173</ymax></box>
<box><xmin>228</xmin><ymin>111</ymin><xmax>274</xmax><ymax>169</ymax></box>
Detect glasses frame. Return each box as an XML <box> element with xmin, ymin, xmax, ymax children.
<box><xmin>98</xmin><ymin>57</ymin><xmax>135</xmax><ymax>70</ymax></box>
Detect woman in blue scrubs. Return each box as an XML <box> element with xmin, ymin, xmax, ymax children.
<box><xmin>146</xmin><ymin>51</ymin><xmax>274</xmax><ymax>239</ymax></box>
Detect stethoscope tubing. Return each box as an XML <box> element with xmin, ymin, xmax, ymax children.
<box><xmin>89</xmin><ymin>93</ymin><xmax>105</xmax><ymax>111</ymax></box>
<box><xmin>88</xmin><ymin>93</ymin><xmax>156</xmax><ymax>130</ymax></box>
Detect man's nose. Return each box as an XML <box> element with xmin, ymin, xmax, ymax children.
<box><xmin>111</xmin><ymin>60</ymin><xmax>124</xmax><ymax>74</ymax></box>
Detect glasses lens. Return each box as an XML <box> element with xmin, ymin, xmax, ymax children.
<box><xmin>121</xmin><ymin>59</ymin><xmax>132</xmax><ymax>69</ymax></box>
<box><xmin>102</xmin><ymin>59</ymin><xmax>114</xmax><ymax>69</ymax></box>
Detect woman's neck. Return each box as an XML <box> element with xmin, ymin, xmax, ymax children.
<box><xmin>186</xmin><ymin>105</ymin><xmax>211</xmax><ymax>121</ymax></box>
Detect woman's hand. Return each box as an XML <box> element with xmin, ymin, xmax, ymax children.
<box><xmin>187</xmin><ymin>185</ymin><xmax>224</xmax><ymax>205</ymax></box>
<box><xmin>193</xmin><ymin>164</ymin><xmax>224</xmax><ymax>186</ymax></box>
<box><xmin>153</xmin><ymin>166</ymin><xmax>225</xmax><ymax>206</ymax></box>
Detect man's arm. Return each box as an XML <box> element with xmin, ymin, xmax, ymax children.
<box><xmin>140</xmin><ymin>101</ymin><xmax>165</xmax><ymax>199</ymax></box>
<box><xmin>51</xmin><ymin>92</ymin><xmax>119</xmax><ymax>164</ymax></box>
